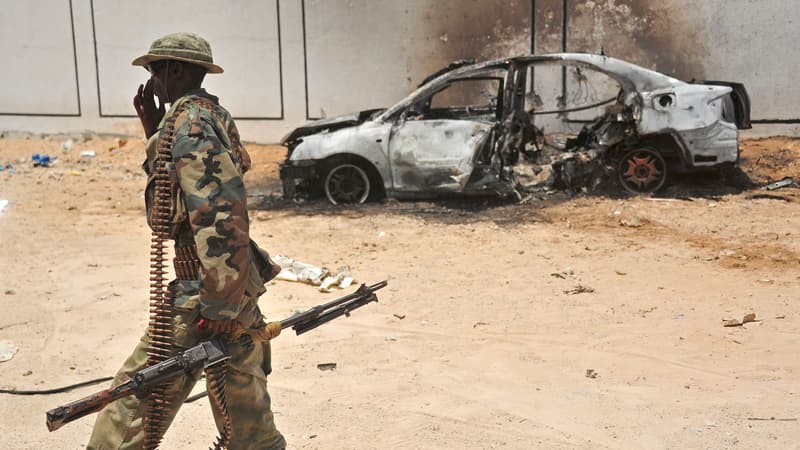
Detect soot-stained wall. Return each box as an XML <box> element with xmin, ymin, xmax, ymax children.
<box><xmin>0</xmin><ymin>0</ymin><xmax>796</xmax><ymax>141</ymax></box>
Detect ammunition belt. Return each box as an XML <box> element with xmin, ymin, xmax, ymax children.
<box><xmin>143</xmin><ymin>98</ymin><xmax>233</xmax><ymax>450</ymax></box>
<box><xmin>174</xmin><ymin>245</ymin><xmax>201</xmax><ymax>280</ymax></box>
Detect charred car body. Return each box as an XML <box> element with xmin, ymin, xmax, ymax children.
<box><xmin>280</xmin><ymin>53</ymin><xmax>751</xmax><ymax>204</ymax></box>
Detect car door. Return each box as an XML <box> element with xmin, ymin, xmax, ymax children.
<box><xmin>386</xmin><ymin>76</ymin><xmax>501</xmax><ymax>194</ymax></box>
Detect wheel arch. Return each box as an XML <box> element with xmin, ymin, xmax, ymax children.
<box><xmin>607</xmin><ymin>132</ymin><xmax>687</xmax><ymax>163</ymax></box>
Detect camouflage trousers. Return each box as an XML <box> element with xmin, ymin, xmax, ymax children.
<box><xmin>86</xmin><ymin>303</ymin><xmax>286</xmax><ymax>450</ymax></box>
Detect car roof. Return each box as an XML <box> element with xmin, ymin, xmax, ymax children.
<box><xmin>377</xmin><ymin>53</ymin><xmax>685</xmax><ymax>122</ymax></box>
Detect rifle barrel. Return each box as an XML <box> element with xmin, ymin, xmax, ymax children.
<box><xmin>281</xmin><ymin>281</ymin><xmax>387</xmax><ymax>329</ymax></box>
<box><xmin>293</xmin><ymin>293</ymin><xmax>379</xmax><ymax>335</ymax></box>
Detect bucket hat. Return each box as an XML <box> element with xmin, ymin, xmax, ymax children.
<box><xmin>132</xmin><ymin>32</ymin><xmax>223</xmax><ymax>74</ymax></box>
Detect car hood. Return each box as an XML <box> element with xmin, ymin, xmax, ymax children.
<box><xmin>281</xmin><ymin>108</ymin><xmax>386</xmax><ymax>145</ymax></box>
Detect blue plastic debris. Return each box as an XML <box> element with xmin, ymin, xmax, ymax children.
<box><xmin>32</xmin><ymin>153</ymin><xmax>51</xmax><ymax>168</ymax></box>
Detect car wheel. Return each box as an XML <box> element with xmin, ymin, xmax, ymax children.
<box><xmin>324</xmin><ymin>163</ymin><xmax>371</xmax><ymax>205</ymax></box>
<box><xmin>617</xmin><ymin>147</ymin><xmax>667</xmax><ymax>194</ymax></box>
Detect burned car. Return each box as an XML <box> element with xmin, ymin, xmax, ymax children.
<box><xmin>280</xmin><ymin>53</ymin><xmax>751</xmax><ymax>204</ymax></box>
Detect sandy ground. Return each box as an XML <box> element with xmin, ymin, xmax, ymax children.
<box><xmin>0</xmin><ymin>135</ymin><xmax>798</xmax><ymax>449</ymax></box>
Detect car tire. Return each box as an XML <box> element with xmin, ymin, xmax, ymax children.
<box><xmin>617</xmin><ymin>147</ymin><xmax>667</xmax><ymax>194</ymax></box>
<box><xmin>324</xmin><ymin>162</ymin><xmax>372</xmax><ymax>205</ymax></box>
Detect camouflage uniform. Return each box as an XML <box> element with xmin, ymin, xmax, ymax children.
<box><xmin>88</xmin><ymin>34</ymin><xmax>285</xmax><ymax>450</ymax></box>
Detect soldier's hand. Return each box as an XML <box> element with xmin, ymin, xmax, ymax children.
<box><xmin>133</xmin><ymin>79</ymin><xmax>165</xmax><ymax>138</ymax></box>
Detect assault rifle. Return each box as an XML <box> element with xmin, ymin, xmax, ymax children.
<box><xmin>46</xmin><ymin>281</ymin><xmax>387</xmax><ymax>432</ymax></box>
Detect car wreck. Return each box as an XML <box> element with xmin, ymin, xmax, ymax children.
<box><xmin>280</xmin><ymin>53</ymin><xmax>751</xmax><ymax>204</ymax></box>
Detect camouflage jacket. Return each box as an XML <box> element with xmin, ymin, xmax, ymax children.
<box><xmin>143</xmin><ymin>89</ymin><xmax>259</xmax><ymax>321</ymax></box>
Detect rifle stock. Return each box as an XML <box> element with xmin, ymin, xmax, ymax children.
<box><xmin>46</xmin><ymin>381</ymin><xmax>135</xmax><ymax>431</ymax></box>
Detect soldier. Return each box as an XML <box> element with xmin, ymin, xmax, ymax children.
<box><xmin>87</xmin><ymin>32</ymin><xmax>286</xmax><ymax>449</ymax></box>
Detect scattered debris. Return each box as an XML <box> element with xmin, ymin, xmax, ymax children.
<box><xmin>61</xmin><ymin>139</ymin><xmax>74</xmax><ymax>153</ymax></box>
<box><xmin>585</xmin><ymin>369</ymin><xmax>598</xmax><ymax>379</ymax></box>
<box><xmin>272</xmin><ymin>255</ymin><xmax>354</xmax><ymax>292</ymax></box>
<box><xmin>316</xmin><ymin>363</ymin><xmax>337</xmax><ymax>371</ymax></box>
<box><xmin>647</xmin><ymin>197</ymin><xmax>693</xmax><ymax>203</ymax></box>
<box><xmin>748</xmin><ymin>193</ymin><xmax>791</xmax><ymax>202</ymax></box>
<box><xmin>32</xmin><ymin>153</ymin><xmax>51</xmax><ymax>167</ymax></box>
<box><xmin>393</xmin><ymin>313</ymin><xmax>406</xmax><ymax>320</ymax></box>
<box><xmin>620</xmin><ymin>217</ymin><xmax>643</xmax><ymax>228</ymax></box>
<box><xmin>638</xmin><ymin>306</ymin><xmax>657</xmax><ymax>317</ymax></box>
<box><xmin>722</xmin><ymin>312</ymin><xmax>757</xmax><ymax>327</ymax></box>
<box><xmin>564</xmin><ymin>285</ymin><xmax>595</xmax><ymax>295</ymax></box>
<box><xmin>764</xmin><ymin>177</ymin><xmax>796</xmax><ymax>191</ymax></box>
<box><xmin>747</xmin><ymin>417</ymin><xmax>798</xmax><ymax>422</ymax></box>
<box><xmin>550</xmin><ymin>268</ymin><xmax>575</xmax><ymax>279</ymax></box>
<box><xmin>79</xmin><ymin>150</ymin><xmax>97</xmax><ymax>163</ymax></box>
<box><xmin>319</xmin><ymin>267</ymin><xmax>354</xmax><ymax>292</ymax></box>
<box><xmin>0</xmin><ymin>340</ymin><xmax>18</xmax><ymax>362</ymax></box>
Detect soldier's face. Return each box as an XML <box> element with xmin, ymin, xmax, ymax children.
<box><xmin>147</xmin><ymin>61</ymin><xmax>171</xmax><ymax>103</ymax></box>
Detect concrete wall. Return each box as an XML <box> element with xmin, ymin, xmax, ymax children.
<box><xmin>0</xmin><ymin>0</ymin><xmax>797</xmax><ymax>142</ymax></box>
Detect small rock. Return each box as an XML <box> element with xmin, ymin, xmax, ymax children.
<box><xmin>0</xmin><ymin>340</ymin><xmax>18</xmax><ymax>362</ymax></box>
<box><xmin>564</xmin><ymin>285</ymin><xmax>595</xmax><ymax>295</ymax></box>
<box><xmin>723</xmin><ymin>313</ymin><xmax>757</xmax><ymax>327</ymax></box>
<box><xmin>620</xmin><ymin>217</ymin><xmax>642</xmax><ymax>228</ymax></box>
<box><xmin>585</xmin><ymin>369</ymin><xmax>598</xmax><ymax>379</ymax></box>
<box><xmin>22</xmin><ymin>370</ymin><xmax>32</xmax><ymax>376</ymax></box>
<box><xmin>722</xmin><ymin>318</ymin><xmax>741</xmax><ymax>327</ymax></box>
<box><xmin>4</xmin><ymin>289</ymin><xmax>15</xmax><ymax>295</ymax></box>
<box><xmin>393</xmin><ymin>313</ymin><xmax>406</xmax><ymax>320</ymax></box>
<box><xmin>317</xmin><ymin>363</ymin><xmax>337</xmax><ymax>371</ymax></box>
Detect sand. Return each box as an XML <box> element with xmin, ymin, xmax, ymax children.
<box><xmin>0</xmin><ymin>135</ymin><xmax>798</xmax><ymax>449</ymax></box>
